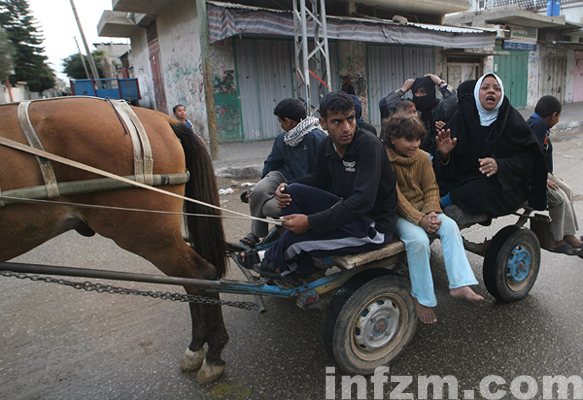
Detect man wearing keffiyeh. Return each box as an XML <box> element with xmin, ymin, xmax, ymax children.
<box><xmin>240</xmin><ymin>98</ymin><xmax>327</xmax><ymax>247</ymax></box>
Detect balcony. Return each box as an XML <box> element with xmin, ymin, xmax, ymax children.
<box><xmin>476</xmin><ymin>0</ymin><xmax>581</xmax><ymax>11</ymax></box>
<box><xmin>109</xmin><ymin>0</ymin><xmax>469</xmax><ymax>18</ymax></box>
<box><xmin>98</xmin><ymin>11</ymin><xmax>154</xmax><ymax>38</ymax></box>
<box><xmin>112</xmin><ymin>0</ymin><xmax>168</xmax><ymax>15</ymax></box>
<box><xmin>483</xmin><ymin>6</ymin><xmax>566</xmax><ymax>28</ymax></box>
<box><xmin>345</xmin><ymin>0</ymin><xmax>470</xmax><ymax>15</ymax></box>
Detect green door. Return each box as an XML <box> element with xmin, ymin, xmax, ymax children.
<box><xmin>494</xmin><ymin>47</ymin><xmax>528</xmax><ymax>108</ymax></box>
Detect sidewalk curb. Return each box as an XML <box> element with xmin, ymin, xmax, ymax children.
<box><xmin>215</xmin><ymin>164</ymin><xmax>262</xmax><ymax>180</ymax></box>
<box><xmin>556</xmin><ymin>120</ymin><xmax>583</xmax><ymax>131</ymax></box>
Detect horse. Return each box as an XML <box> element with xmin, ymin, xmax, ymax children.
<box><xmin>0</xmin><ymin>96</ymin><xmax>228</xmax><ymax>384</ymax></box>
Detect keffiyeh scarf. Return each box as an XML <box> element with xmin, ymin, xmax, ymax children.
<box><xmin>283</xmin><ymin>116</ymin><xmax>322</xmax><ymax>147</ymax></box>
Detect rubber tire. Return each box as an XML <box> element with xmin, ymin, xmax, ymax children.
<box><xmin>322</xmin><ymin>269</ymin><xmax>399</xmax><ymax>355</ymax></box>
<box><xmin>483</xmin><ymin>225</ymin><xmax>540</xmax><ymax>303</ymax></box>
<box><xmin>329</xmin><ymin>275</ymin><xmax>417</xmax><ymax>375</ymax></box>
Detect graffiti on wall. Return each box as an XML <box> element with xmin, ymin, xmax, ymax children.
<box><xmin>165</xmin><ymin>61</ymin><xmax>206</xmax><ymax>135</ymax></box>
<box><xmin>209</xmin><ymin>40</ymin><xmax>242</xmax><ymax>141</ymax></box>
<box><xmin>213</xmin><ymin>69</ymin><xmax>241</xmax><ymax>140</ymax></box>
<box><xmin>214</xmin><ymin>70</ymin><xmax>236</xmax><ymax>94</ymax></box>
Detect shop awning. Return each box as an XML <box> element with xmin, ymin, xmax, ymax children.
<box><xmin>207</xmin><ymin>1</ymin><xmax>496</xmax><ymax>49</ymax></box>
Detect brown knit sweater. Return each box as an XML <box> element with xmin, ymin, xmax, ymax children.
<box><xmin>387</xmin><ymin>147</ymin><xmax>442</xmax><ymax>225</ymax></box>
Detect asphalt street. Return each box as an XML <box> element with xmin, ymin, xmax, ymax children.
<box><xmin>1</xmin><ymin>129</ymin><xmax>583</xmax><ymax>400</ymax></box>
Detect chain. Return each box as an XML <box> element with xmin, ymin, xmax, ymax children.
<box><xmin>0</xmin><ymin>270</ymin><xmax>257</xmax><ymax>311</ymax></box>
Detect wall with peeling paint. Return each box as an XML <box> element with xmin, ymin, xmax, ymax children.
<box><xmin>570</xmin><ymin>50</ymin><xmax>583</xmax><ymax>102</ymax></box>
<box><xmin>156</xmin><ymin>0</ymin><xmax>208</xmax><ymax>138</ymax></box>
<box><xmin>527</xmin><ymin>50</ymin><xmax>540</xmax><ymax>108</ymax></box>
<box><xmin>210</xmin><ymin>39</ymin><xmax>242</xmax><ymax>142</ymax></box>
<box><xmin>129</xmin><ymin>29</ymin><xmax>155</xmax><ymax>110</ymax></box>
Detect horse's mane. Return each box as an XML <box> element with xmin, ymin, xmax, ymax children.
<box><xmin>171</xmin><ymin>123</ymin><xmax>227</xmax><ymax>278</ymax></box>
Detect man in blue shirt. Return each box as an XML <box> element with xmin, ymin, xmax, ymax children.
<box><xmin>527</xmin><ymin>95</ymin><xmax>582</xmax><ymax>256</ymax></box>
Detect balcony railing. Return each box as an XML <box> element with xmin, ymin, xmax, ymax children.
<box><xmin>477</xmin><ymin>0</ymin><xmax>580</xmax><ymax>10</ymax></box>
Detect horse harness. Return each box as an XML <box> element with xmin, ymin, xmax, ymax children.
<box><xmin>1</xmin><ymin>98</ymin><xmax>185</xmax><ymax>207</ymax></box>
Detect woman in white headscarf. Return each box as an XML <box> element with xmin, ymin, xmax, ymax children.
<box><xmin>434</xmin><ymin>73</ymin><xmax>547</xmax><ymax>217</ymax></box>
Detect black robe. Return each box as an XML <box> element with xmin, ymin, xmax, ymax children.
<box><xmin>437</xmin><ymin>95</ymin><xmax>547</xmax><ymax>216</ymax></box>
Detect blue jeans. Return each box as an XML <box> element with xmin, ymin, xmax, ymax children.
<box><xmin>397</xmin><ymin>213</ymin><xmax>478</xmax><ymax>307</ymax></box>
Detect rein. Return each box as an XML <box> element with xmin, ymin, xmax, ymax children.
<box><xmin>0</xmin><ymin>195</ymin><xmax>258</xmax><ymax>221</ymax></box>
<box><xmin>0</xmin><ymin>136</ymin><xmax>281</xmax><ymax>226</ymax></box>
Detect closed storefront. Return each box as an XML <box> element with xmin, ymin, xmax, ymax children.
<box><xmin>573</xmin><ymin>51</ymin><xmax>583</xmax><ymax>103</ymax></box>
<box><xmin>494</xmin><ymin>46</ymin><xmax>529</xmax><ymax>108</ymax></box>
<box><xmin>446</xmin><ymin>56</ymin><xmax>483</xmax><ymax>89</ymax></box>
<box><xmin>235</xmin><ymin>39</ymin><xmax>337</xmax><ymax>141</ymax></box>
<box><xmin>538</xmin><ymin>45</ymin><xmax>567</xmax><ymax>104</ymax></box>
<box><xmin>236</xmin><ymin>39</ymin><xmax>295</xmax><ymax>141</ymax></box>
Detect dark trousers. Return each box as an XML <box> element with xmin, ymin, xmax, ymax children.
<box><xmin>265</xmin><ymin>184</ymin><xmax>390</xmax><ymax>274</ymax></box>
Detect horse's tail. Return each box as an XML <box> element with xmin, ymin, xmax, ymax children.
<box><xmin>171</xmin><ymin>123</ymin><xmax>227</xmax><ymax>278</ymax></box>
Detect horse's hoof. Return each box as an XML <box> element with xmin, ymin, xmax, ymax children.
<box><xmin>196</xmin><ymin>359</ymin><xmax>225</xmax><ymax>384</ymax></box>
<box><xmin>180</xmin><ymin>347</ymin><xmax>206</xmax><ymax>372</ymax></box>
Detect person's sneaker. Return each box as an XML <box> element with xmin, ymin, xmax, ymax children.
<box><xmin>257</xmin><ymin>257</ymin><xmax>276</xmax><ymax>273</ymax></box>
<box><xmin>239</xmin><ymin>232</ymin><xmax>260</xmax><ymax>247</ymax></box>
<box><xmin>235</xmin><ymin>249</ymin><xmax>261</xmax><ymax>269</ymax></box>
<box><xmin>240</xmin><ymin>190</ymin><xmax>251</xmax><ymax>204</ymax></box>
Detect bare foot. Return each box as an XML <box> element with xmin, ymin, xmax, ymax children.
<box><xmin>564</xmin><ymin>235</ymin><xmax>582</xmax><ymax>249</ymax></box>
<box><xmin>414</xmin><ymin>299</ymin><xmax>437</xmax><ymax>324</ymax></box>
<box><xmin>450</xmin><ymin>286</ymin><xmax>484</xmax><ymax>302</ymax></box>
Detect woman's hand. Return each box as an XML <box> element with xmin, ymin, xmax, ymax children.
<box><xmin>275</xmin><ymin>183</ymin><xmax>292</xmax><ymax>208</ymax></box>
<box><xmin>478</xmin><ymin>157</ymin><xmax>498</xmax><ymax>177</ymax></box>
<box><xmin>280</xmin><ymin>214</ymin><xmax>310</xmax><ymax>234</ymax></box>
<box><xmin>435</xmin><ymin>128</ymin><xmax>457</xmax><ymax>160</ymax></box>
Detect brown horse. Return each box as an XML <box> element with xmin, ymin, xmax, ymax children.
<box><xmin>0</xmin><ymin>97</ymin><xmax>228</xmax><ymax>383</ymax></box>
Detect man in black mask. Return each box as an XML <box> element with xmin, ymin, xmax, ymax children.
<box><xmin>379</xmin><ymin>74</ymin><xmax>455</xmax><ymax>154</ymax></box>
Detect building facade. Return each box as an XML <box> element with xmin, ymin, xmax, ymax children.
<box><xmin>99</xmin><ymin>0</ymin><xmax>496</xmax><ymax>142</ymax></box>
<box><xmin>448</xmin><ymin>0</ymin><xmax>583</xmax><ymax>107</ymax></box>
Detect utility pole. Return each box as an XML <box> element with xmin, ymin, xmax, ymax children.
<box><xmin>70</xmin><ymin>0</ymin><xmax>100</xmax><ymax>82</ymax></box>
<box><xmin>293</xmin><ymin>0</ymin><xmax>331</xmax><ymax>113</ymax></box>
<box><xmin>196</xmin><ymin>0</ymin><xmax>219</xmax><ymax>160</ymax></box>
<box><xmin>74</xmin><ymin>36</ymin><xmax>91</xmax><ymax>80</ymax></box>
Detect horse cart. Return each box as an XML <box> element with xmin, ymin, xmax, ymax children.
<box><xmin>0</xmin><ymin>97</ymin><xmax>548</xmax><ymax>383</ymax></box>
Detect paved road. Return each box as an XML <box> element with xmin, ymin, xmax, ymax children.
<box><xmin>1</xmin><ymin>129</ymin><xmax>583</xmax><ymax>400</ymax></box>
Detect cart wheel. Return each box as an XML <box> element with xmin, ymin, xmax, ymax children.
<box><xmin>329</xmin><ymin>275</ymin><xmax>416</xmax><ymax>375</ymax></box>
<box><xmin>483</xmin><ymin>226</ymin><xmax>540</xmax><ymax>302</ymax></box>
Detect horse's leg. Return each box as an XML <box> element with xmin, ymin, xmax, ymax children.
<box><xmin>143</xmin><ymin>247</ymin><xmax>230</xmax><ymax>384</ymax></box>
<box><xmin>193</xmin><ymin>295</ymin><xmax>230</xmax><ymax>384</ymax></box>
<box><xmin>88</xmin><ymin>211</ymin><xmax>228</xmax><ymax>383</ymax></box>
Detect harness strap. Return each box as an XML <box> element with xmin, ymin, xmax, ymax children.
<box><xmin>0</xmin><ymin>136</ymin><xmax>281</xmax><ymax>226</ymax></box>
<box><xmin>17</xmin><ymin>101</ymin><xmax>60</xmax><ymax>198</ymax></box>
<box><xmin>0</xmin><ymin>172</ymin><xmax>190</xmax><ymax>205</ymax></box>
<box><xmin>109</xmin><ymin>100</ymin><xmax>154</xmax><ymax>185</ymax></box>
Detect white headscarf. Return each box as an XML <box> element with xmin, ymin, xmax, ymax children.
<box><xmin>474</xmin><ymin>73</ymin><xmax>505</xmax><ymax>127</ymax></box>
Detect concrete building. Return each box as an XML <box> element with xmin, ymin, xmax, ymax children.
<box><xmin>446</xmin><ymin>0</ymin><xmax>583</xmax><ymax>108</ymax></box>
<box><xmin>98</xmin><ymin>0</ymin><xmax>496</xmax><ymax>142</ymax></box>
<box><xmin>94</xmin><ymin>42</ymin><xmax>132</xmax><ymax>78</ymax></box>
